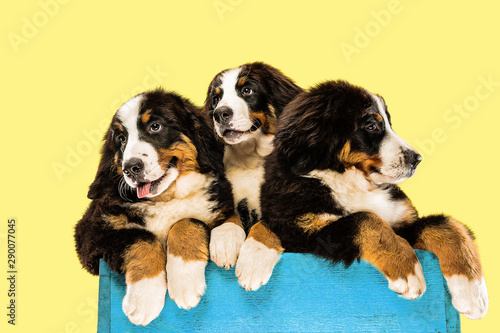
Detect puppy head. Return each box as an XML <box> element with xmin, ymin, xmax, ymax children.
<box><xmin>88</xmin><ymin>89</ymin><xmax>216</xmax><ymax>200</ymax></box>
<box><xmin>274</xmin><ymin>80</ymin><xmax>421</xmax><ymax>184</ymax></box>
<box><xmin>203</xmin><ymin>62</ymin><xmax>302</xmax><ymax>145</ymax></box>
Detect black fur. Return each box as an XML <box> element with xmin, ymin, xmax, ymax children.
<box><xmin>75</xmin><ymin>89</ymin><xmax>234</xmax><ymax>275</ymax></box>
<box><xmin>236</xmin><ymin>199</ymin><xmax>259</xmax><ymax>232</ymax></box>
<box><xmin>202</xmin><ymin>62</ymin><xmax>303</xmax><ymax>230</ymax></box>
<box><xmin>273</xmin><ymin>81</ymin><xmax>385</xmax><ymax>175</ymax></box>
<box><xmin>203</xmin><ymin>61</ymin><xmax>303</xmax><ymax>135</ymax></box>
<box><xmin>394</xmin><ymin>214</ymin><xmax>476</xmax><ymax>247</ymax></box>
<box><xmin>260</xmin><ymin>80</ymin><xmax>414</xmax><ymax>264</ymax></box>
<box><xmin>261</xmin><ymin>80</ymin><xmax>480</xmax><ymax>273</ymax></box>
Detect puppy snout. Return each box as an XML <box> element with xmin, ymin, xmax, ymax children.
<box><xmin>214</xmin><ymin>106</ymin><xmax>233</xmax><ymax>124</ymax></box>
<box><xmin>404</xmin><ymin>151</ymin><xmax>422</xmax><ymax>169</ymax></box>
<box><xmin>123</xmin><ymin>158</ymin><xmax>144</xmax><ymax>180</ymax></box>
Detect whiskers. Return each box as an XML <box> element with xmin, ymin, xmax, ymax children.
<box><xmin>118</xmin><ymin>177</ymin><xmax>135</xmax><ymax>202</ymax></box>
<box><xmin>249</xmin><ymin>119</ymin><xmax>262</xmax><ymax>132</ymax></box>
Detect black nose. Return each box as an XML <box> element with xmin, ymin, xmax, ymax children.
<box><xmin>123</xmin><ymin>158</ymin><xmax>144</xmax><ymax>178</ymax></box>
<box><xmin>214</xmin><ymin>107</ymin><xmax>233</xmax><ymax>124</ymax></box>
<box><xmin>405</xmin><ymin>151</ymin><xmax>422</xmax><ymax>169</ymax></box>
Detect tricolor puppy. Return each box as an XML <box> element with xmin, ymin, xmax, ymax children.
<box><xmin>203</xmin><ymin>62</ymin><xmax>303</xmax><ymax>269</ymax></box>
<box><xmin>236</xmin><ymin>80</ymin><xmax>488</xmax><ymax>320</ymax></box>
<box><xmin>74</xmin><ymin>89</ymin><xmax>234</xmax><ymax>326</ymax></box>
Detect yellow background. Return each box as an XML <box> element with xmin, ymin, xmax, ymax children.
<box><xmin>1</xmin><ymin>1</ymin><xmax>498</xmax><ymax>332</ymax></box>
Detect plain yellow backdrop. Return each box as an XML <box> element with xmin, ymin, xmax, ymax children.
<box><xmin>1</xmin><ymin>1</ymin><xmax>498</xmax><ymax>332</ymax></box>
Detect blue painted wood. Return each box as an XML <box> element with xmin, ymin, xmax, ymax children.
<box><xmin>98</xmin><ymin>259</ymin><xmax>111</xmax><ymax>333</ymax></box>
<box><xmin>97</xmin><ymin>250</ymin><xmax>460</xmax><ymax>332</ymax></box>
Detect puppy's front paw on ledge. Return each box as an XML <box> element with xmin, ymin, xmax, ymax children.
<box><xmin>122</xmin><ymin>272</ymin><xmax>167</xmax><ymax>326</ymax></box>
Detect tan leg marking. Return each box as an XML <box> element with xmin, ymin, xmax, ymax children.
<box><xmin>413</xmin><ymin>216</ymin><xmax>482</xmax><ymax>279</ymax></box>
<box><xmin>122</xmin><ymin>238</ymin><xmax>167</xmax><ymax>325</ymax></box>
<box><xmin>123</xmin><ymin>238</ymin><xmax>166</xmax><ymax>284</ymax></box>
<box><xmin>236</xmin><ymin>222</ymin><xmax>283</xmax><ymax>291</ymax></box>
<box><xmin>166</xmin><ymin>219</ymin><xmax>208</xmax><ymax>309</ymax></box>
<box><xmin>355</xmin><ymin>212</ymin><xmax>425</xmax><ymax>299</ymax></box>
<box><xmin>413</xmin><ymin>216</ymin><xmax>488</xmax><ymax>319</ymax></box>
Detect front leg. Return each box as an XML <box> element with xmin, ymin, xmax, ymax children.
<box><xmin>235</xmin><ymin>221</ymin><xmax>284</xmax><ymax>291</ymax></box>
<box><xmin>122</xmin><ymin>238</ymin><xmax>167</xmax><ymax>326</ymax></box>
<box><xmin>210</xmin><ymin>215</ymin><xmax>246</xmax><ymax>269</ymax></box>
<box><xmin>75</xmin><ymin>210</ymin><xmax>167</xmax><ymax>326</ymax></box>
<box><xmin>395</xmin><ymin>214</ymin><xmax>488</xmax><ymax>319</ymax></box>
<box><xmin>166</xmin><ymin>219</ymin><xmax>209</xmax><ymax>309</ymax></box>
<box><xmin>311</xmin><ymin>212</ymin><xmax>426</xmax><ymax>300</ymax></box>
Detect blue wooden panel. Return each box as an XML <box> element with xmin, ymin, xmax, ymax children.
<box><xmin>97</xmin><ymin>250</ymin><xmax>460</xmax><ymax>332</ymax></box>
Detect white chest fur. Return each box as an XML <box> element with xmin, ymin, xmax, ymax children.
<box><xmin>307</xmin><ymin>168</ymin><xmax>410</xmax><ymax>226</ymax></box>
<box><xmin>226</xmin><ymin>165</ymin><xmax>265</xmax><ymax>217</ymax></box>
<box><xmin>223</xmin><ymin>133</ymin><xmax>274</xmax><ymax>219</ymax></box>
<box><xmin>129</xmin><ymin>173</ymin><xmax>220</xmax><ymax>241</ymax></box>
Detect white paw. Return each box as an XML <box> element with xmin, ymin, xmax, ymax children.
<box><xmin>445</xmin><ymin>275</ymin><xmax>488</xmax><ymax>319</ymax></box>
<box><xmin>388</xmin><ymin>262</ymin><xmax>426</xmax><ymax>300</ymax></box>
<box><xmin>166</xmin><ymin>254</ymin><xmax>207</xmax><ymax>309</ymax></box>
<box><xmin>235</xmin><ymin>238</ymin><xmax>281</xmax><ymax>291</ymax></box>
<box><xmin>122</xmin><ymin>272</ymin><xmax>167</xmax><ymax>326</ymax></box>
<box><xmin>210</xmin><ymin>222</ymin><xmax>246</xmax><ymax>269</ymax></box>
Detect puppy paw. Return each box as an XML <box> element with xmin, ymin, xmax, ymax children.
<box><xmin>388</xmin><ymin>262</ymin><xmax>426</xmax><ymax>300</ymax></box>
<box><xmin>122</xmin><ymin>272</ymin><xmax>167</xmax><ymax>326</ymax></box>
<box><xmin>210</xmin><ymin>222</ymin><xmax>246</xmax><ymax>269</ymax></box>
<box><xmin>445</xmin><ymin>275</ymin><xmax>488</xmax><ymax>319</ymax></box>
<box><xmin>235</xmin><ymin>238</ymin><xmax>281</xmax><ymax>291</ymax></box>
<box><xmin>166</xmin><ymin>255</ymin><xmax>207</xmax><ymax>309</ymax></box>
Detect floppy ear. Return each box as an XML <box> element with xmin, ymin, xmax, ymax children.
<box><xmin>178</xmin><ymin>97</ymin><xmax>225</xmax><ymax>174</ymax></box>
<box><xmin>273</xmin><ymin>92</ymin><xmax>346</xmax><ymax>175</ymax></box>
<box><xmin>190</xmin><ymin>112</ymin><xmax>225</xmax><ymax>173</ymax></box>
<box><xmin>201</xmin><ymin>78</ymin><xmax>219</xmax><ymax>131</ymax></box>
<box><xmin>87</xmin><ymin>126</ymin><xmax>117</xmax><ymax>199</ymax></box>
<box><xmin>254</xmin><ymin>62</ymin><xmax>303</xmax><ymax>117</ymax></box>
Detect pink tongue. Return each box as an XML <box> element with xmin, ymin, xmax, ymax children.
<box><xmin>137</xmin><ymin>182</ymin><xmax>151</xmax><ymax>198</ymax></box>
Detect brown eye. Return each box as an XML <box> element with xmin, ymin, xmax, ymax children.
<box><xmin>149</xmin><ymin>123</ymin><xmax>162</xmax><ymax>132</ymax></box>
<box><xmin>117</xmin><ymin>134</ymin><xmax>127</xmax><ymax>145</ymax></box>
<box><xmin>365</xmin><ymin>123</ymin><xmax>378</xmax><ymax>132</ymax></box>
<box><xmin>242</xmin><ymin>87</ymin><xmax>253</xmax><ymax>96</ymax></box>
<box><xmin>212</xmin><ymin>95</ymin><xmax>220</xmax><ymax>105</ymax></box>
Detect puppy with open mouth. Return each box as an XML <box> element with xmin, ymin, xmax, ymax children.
<box><xmin>74</xmin><ymin>89</ymin><xmax>235</xmax><ymax>326</ymax></box>
<box><xmin>202</xmin><ymin>62</ymin><xmax>303</xmax><ymax>270</ymax></box>
<box><xmin>236</xmin><ymin>80</ymin><xmax>488</xmax><ymax>320</ymax></box>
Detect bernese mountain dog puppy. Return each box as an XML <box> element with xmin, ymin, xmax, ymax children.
<box><xmin>203</xmin><ymin>62</ymin><xmax>303</xmax><ymax>269</ymax></box>
<box><xmin>74</xmin><ymin>89</ymin><xmax>234</xmax><ymax>326</ymax></box>
<box><xmin>236</xmin><ymin>80</ymin><xmax>488</xmax><ymax>319</ymax></box>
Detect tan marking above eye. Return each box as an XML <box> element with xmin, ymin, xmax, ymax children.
<box><xmin>366</xmin><ymin>112</ymin><xmax>383</xmax><ymax>122</ymax></box>
<box><xmin>113</xmin><ymin>122</ymin><xmax>124</xmax><ymax>132</ymax></box>
<box><xmin>373</xmin><ymin>113</ymin><xmax>383</xmax><ymax>122</ymax></box>
<box><xmin>141</xmin><ymin>109</ymin><xmax>153</xmax><ymax>124</ymax></box>
<box><xmin>215</xmin><ymin>87</ymin><xmax>221</xmax><ymax>95</ymax></box>
<box><xmin>238</xmin><ymin>77</ymin><xmax>246</xmax><ymax>86</ymax></box>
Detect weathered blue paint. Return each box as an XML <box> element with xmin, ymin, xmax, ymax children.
<box><xmin>97</xmin><ymin>250</ymin><xmax>460</xmax><ymax>332</ymax></box>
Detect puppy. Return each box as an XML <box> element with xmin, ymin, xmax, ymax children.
<box><xmin>74</xmin><ymin>89</ymin><xmax>234</xmax><ymax>326</ymax></box>
<box><xmin>236</xmin><ymin>80</ymin><xmax>488</xmax><ymax>319</ymax></box>
<box><xmin>203</xmin><ymin>62</ymin><xmax>303</xmax><ymax>269</ymax></box>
